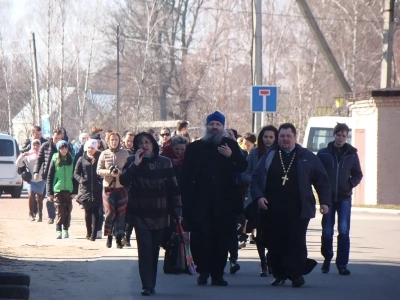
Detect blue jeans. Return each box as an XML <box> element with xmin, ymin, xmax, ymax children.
<box><xmin>321</xmin><ymin>200</ymin><xmax>351</xmax><ymax>268</ymax></box>
<box><xmin>97</xmin><ymin>206</ymin><xmax>104</xmax><ymax>232</ymax></box>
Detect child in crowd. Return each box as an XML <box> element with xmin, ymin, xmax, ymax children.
<box><xmin>47</xmin><ymin>140</ymin><xmax>78</xmax><ymax>239</ymax></box>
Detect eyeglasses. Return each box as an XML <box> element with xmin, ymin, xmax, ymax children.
<box><xmin>160</xmin><ymin>133</ymin><xmax>170</xmax><ymax>137</ymax></box>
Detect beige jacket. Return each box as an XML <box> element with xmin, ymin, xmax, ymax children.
<box><xmin>97</xmin><ymin>149</ymin><xmax>129</xmax><ymax>189</ymax></box>
<box><xmin>16</xmin><ymin>153</ymin><xmax>43</xmax><ymax>183</ymax></box>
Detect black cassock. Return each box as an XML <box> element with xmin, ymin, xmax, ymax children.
<box><xmin>260</xmin><ymin>149</ymin><xmax>310</xmax><ymax>280</ymax></box>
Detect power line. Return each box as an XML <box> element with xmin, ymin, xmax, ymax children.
<box><xmin>200</xmin><ymin>5</ymin><xmax>394</xmax><ymax>25</ymax></box>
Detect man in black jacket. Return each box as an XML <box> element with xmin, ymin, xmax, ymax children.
<box><xmin>251</xmin><ymin>123</ymin><xmax>331</xmax><ymax>287</ymax></box>
<box><xmin>181</xmin><ymin>111</ymin><xmax>248</xmax><ymax>287</ymax></box>
<box><xmin>20</xmin><ymin>126</ymin><xmax>48</xmax><ymax>153</ymax></box>
<box><xmin>317</xmin><ymin>123</ymin><xmax>363</xmax><ymax>276</ymax></box>
<box><xmin>33</xmin><ymin>129</ymin><xmax>63</xmax><ymax>224</ymax></box>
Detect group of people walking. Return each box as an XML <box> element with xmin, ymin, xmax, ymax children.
<box><xmin>17</xmin><ymin>111</ymin><xmax>362</xmax><ymax>295</ymax></box>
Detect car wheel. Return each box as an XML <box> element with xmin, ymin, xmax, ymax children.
<box><xmin>0</xmin><ymin>285</ymin><xmax>29</xmax><ymax>299</ymax></box>
<box><xmin>10</xmin><ymin>185</ymin><xmax>22</xmax><ymax>198</ymax></box>
<box><xmin>0</xmin><ymin>272</ymin><xmax>30</xmax><ymax>286</ymax></box>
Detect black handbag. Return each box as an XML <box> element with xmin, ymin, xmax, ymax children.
<box><xmin>18</xmin><ymin>163</ymin><xmax>32</xmax><ymax>183</ymax></box>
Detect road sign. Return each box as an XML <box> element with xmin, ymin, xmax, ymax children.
<box><xmin>251</xmin><ymin>86</ymin><xmax>278</xmax><ymax>112</ymax></box>
<box><xmin>41</xmin><ymin>114</ymin><xmax>51</xmax><ymax>138</ymax></box>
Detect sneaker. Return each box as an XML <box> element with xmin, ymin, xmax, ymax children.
<box><xmin>56</xmin><ymin>231</ymin><xmax>62</xmax><ymax>239</ymax></box>
<box><xmin>63</xmin><ymin>230</ymin><xmax>69</xmax><ymax>239</ymax></box>
<box><xmin>29</xmin><ymin>212</ymin><xmax>35</xmax><ymax>221</ymax></box>
<box><xmin>96</xmin><ymin>230</ymin><xmax>103</xmax><ymax>239</ymax></box>
<box><xmin>48</xmin><ymin>218</ymin><xmax>54</xmax><ymax>224</ymax></box>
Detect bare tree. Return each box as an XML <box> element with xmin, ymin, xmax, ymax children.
<box><xmin>0</xmin><ymin>34</ymin><xmax>12</xmax><ymax>134</ymax></box>
<box><xmin>57</xmin><ymin>0</ymin><xmax>67</xmax><ymax>127</ymax></box>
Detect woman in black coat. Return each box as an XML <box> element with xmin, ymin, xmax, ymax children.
<box><xmin>74</xmin><ymin>139</ymin><xmax>103</xmax><ymax>241</ymax></box>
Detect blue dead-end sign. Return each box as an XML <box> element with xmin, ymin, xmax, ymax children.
<box><xmin>251</xmin><ymin>86</ymin><xmax>278</xmax><ymax>112</ymax></box>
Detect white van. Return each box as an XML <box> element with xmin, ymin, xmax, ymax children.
<box><xmin>302</xmin><ymin>116</ymin><xmax>353</xmax><ymax>154</ymax></box>
<box><xmin>0</xmin><ymin>133</ymin><xmax>23</xmax><ymax>198</ymax></box>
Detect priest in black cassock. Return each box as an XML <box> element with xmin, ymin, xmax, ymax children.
<box><xmin>250</xmin><ymin>123</ymin><xmax>331</xmax><ymax>287</ymax></box>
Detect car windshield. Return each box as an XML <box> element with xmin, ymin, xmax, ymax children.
<box><xmin>306</xmin><ymin>127</ymin><xmax>352</xmax><ymax>153</ymax></box>
<box><xmin>0</xmin><ymin>139</ymin><xmax>14</xmax><ymax>156</ymax></box>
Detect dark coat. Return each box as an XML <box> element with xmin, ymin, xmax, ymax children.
<box><xmin>74</xmin><ymin>151</ymin><xmax>103</xmax><ymax>208</ymax></box>
<box><xmin>120</xmin><ymin>154</ymin><xmax>182</xmax><ymax>230</ymax></box>
<box><xmin>181</xmin><ymin>137</ymin><xmax>248</xmax><ymax>223</ymax></box>
<box><xmin>317</xmin><ymin>142</ymin><xmax>363</xmax><ymax>202</ymax></box>
<box><xmin>250</xmin><ymin>144</ymin><xmax>331</xmax><ymax>219</ymax></box>
<box><xmin>20</xmin><ymin>137</ymin><xmax>48</xmax><ymax>153</ymax></box>
<box><xmin>33</xmin><ymin>139</ymin><xmax>57</xmax><ymax>180</ymax></box>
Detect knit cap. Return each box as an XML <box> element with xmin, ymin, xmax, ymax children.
<box><xmin>84</xmin><ymin>139</ymin><xmax>99</xmax><ymax>151</ymax></box>
<box><xmin>206</xmin><ymin>111</ymin><xmax>225</xmax><ymax>126</ymax></box>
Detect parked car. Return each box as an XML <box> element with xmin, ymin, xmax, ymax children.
<box><xmin>0</xmin><ymin>133</ymin><xmax>23</xmax><ymax>198</ymax></box>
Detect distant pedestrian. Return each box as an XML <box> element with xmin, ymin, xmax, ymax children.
<box><xmin>74</xmin><ymin>139</ymin><xmax>103</xmax><ymax>241</ymax></box>
<box><xmin>16</xmin><ymin>139</ymin><xmax>45</xmax><ymax>222</ymax></box>
<box><xmin>33</xmin><ymin>128</ymin><xmax>63</xmax><ymax>224</ymax></box>
<box><xmin>47</xmin><ymin>140</ymin><xmax>78</xmax><ymax>239</ymax></box>
<box><xmin>97</xmin><ymin>132</ymin><xmax>129</xmax><ymax>248</ymax></box>
<box><xmin>317</xmin><ymin>123</ymin><xmax>363</xmax><ymax>275</ymax></box>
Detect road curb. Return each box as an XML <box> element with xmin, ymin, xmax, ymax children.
<box><xmin>316</xmin><ymin>205</ymin><xmax>400</xmax><ymax>215</ymax></box>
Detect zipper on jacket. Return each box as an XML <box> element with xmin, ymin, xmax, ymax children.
<box><xmin>333</xmin><ymin>150</ymin><xmax>349</xmax><ymax>202</ymax></box>
<box><xmin>91</xmin><ymin>162</ymin><xmax>94</xmax><ymax>201</ymax></box>
<box><xmin>64</xmin><ymin>165</ymin><xmax>66</xmax><ymax>191</ymax></box>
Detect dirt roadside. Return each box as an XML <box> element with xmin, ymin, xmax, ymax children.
<box><xmin>0</xmin><ymin>195</ymin><xmax>138</xmax><ymax>300</ymax></box>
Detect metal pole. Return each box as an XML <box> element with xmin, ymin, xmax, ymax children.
<box><xmin>381</xmin><ymin>0</ymin><xmax>395</xmax><ymax>88</ymax></box>
<box><xmin>30</xmin><ymin>32</ymin><xmax>41</xmax><ymax>125</ymax></box>
<box><xmin>296</xmin><ymin>0</ymin><xmax>352</xmax><ymax>94</ymax></box>
<box><xmin>116</xmin><ymin>25</ymin><xmax>121</xmax><ymax>133</ymax></box>
<box><xmin>253</xmin><ymin>0</ymin><xmax>263</xmax><ymax>133</ymax></box>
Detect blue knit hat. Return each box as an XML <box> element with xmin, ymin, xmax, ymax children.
<box><xmin>206</xmin><ymin>111</ymin><xmax>225</xmax><ymax>126</ymax></box>
<box><xmin>56</xmin><ymin>140</ymin><xmax>68</xmax><ymax>151</ymax></box>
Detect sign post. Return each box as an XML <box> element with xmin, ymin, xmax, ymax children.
<box><xmin>251</xmin><ymin>86</ymin><xmax>278</xmax><ymax>132</ymax></box>
<box><xmin>41</xmin><ymin>114</ymin><xmax>51</xmax><ymax>139</ymax></box>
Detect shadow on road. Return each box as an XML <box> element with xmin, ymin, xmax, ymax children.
<box><xmin>1</xmin><ymin>255</ymin><xmax>400</xmax><ymax>300</ymax></box>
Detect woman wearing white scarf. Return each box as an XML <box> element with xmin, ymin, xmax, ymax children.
<box><xmin>16</xmin><ymin>139</ymin><xmax>46</xmax><ymax>221</ymax></box>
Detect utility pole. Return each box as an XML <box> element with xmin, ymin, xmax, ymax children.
<box><xmin>296</xmin><ymin>0</ymin><xmax>352</xmax><ymax>94</ymax></box>
<box><xmin>116</xmin><ymin>25</ymin><xmax>121</xmax><ymax>133</ymax></box>
<box><xmin>380</xmin><ymin>0</ymin><xmax>395</xmax><ymax>88</ymax></box>
<box><xmin>30</xmin><ymin>32</ymin><xmax>41</xmax><ymax>125</ymax></box>
<box><xmin>252</xmin><ymin>0</ymin><xmax>263</xmax><ymax>132</ymax></box>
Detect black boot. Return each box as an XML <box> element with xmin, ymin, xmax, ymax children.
<box><xmin>260</xmin><ymin>263</ymin><xmax>268</xmax><ymax>277</ymax></box>
<box><xmin>123</xmin><ymin>232</ymin><xmax>131</xmax><ymax>247</ymax></box>
<box><xmin>106</xmin><ymin>235</ymin><xmax>112</xmax><ymax>248</ymax></box>
<box><xmin>37</xmin><ymin>213</ymin><xmax>42</xmax><ymax>222</ymax></box>
<box><xmin>211</xmin><ymin>277</ymin><xmax>228</xmax><ymax>286</ymax></box>
<box><xmin>116</xmin><ymin>236</ymin><xmax>124</xmax><ymax>249</ymax></box>
<box><xmin>197</xmin><ymin>273</ymin><xmax>208</xmax><ymax>285</ymax></box>
<box><xmin>86</xmin><ymin>228</ymin><xmax>91</xmax><ymax>240</ymax></box>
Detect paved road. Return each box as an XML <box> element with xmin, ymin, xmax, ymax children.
<box><xmin>0</xmin><ymin>196</ymin><xmax>399</xmax><ymax>300</ymax></box>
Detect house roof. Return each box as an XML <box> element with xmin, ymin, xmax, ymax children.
<box><xmin>12</xmin><ymin>87</ymin><xmax>116</xmax><ymax>124</ymax></box>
